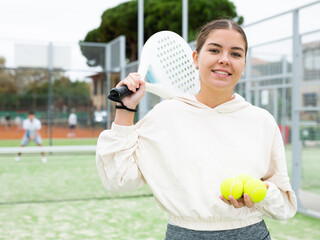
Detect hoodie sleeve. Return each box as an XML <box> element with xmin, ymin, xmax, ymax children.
<box><xmin>96</xmin><ymin>123</ymin><xmax>146</xmax><ymax>193</ymax></box>
<box><xmin>255</xmin><ymin>124</ymin><xmax>297</xmax><ymax>220</ymax></box>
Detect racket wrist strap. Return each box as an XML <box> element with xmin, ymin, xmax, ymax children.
<box><xmin>115</xmin><ymin>104</ymin><xmax>137</xmax><ymax>112</ymax></box>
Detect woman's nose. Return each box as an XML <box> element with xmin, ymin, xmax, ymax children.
<box><xmin>218</xmin><ymin>53</ymin><xmax>230</xmax><ymax>65</ymax></box>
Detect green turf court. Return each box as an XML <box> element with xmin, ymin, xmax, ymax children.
<box><xmin>0</xmin><ymin>140</ymin><xmax>319</xmax><ymax>239</ymax></box>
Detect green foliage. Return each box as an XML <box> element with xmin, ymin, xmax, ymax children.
<box><xmin>79</xmin><ymin>29</ymin><xmax>106</xmax><ymax>67</ymax></box>
<box><xmin>301</xmin><ymin>127</ymin><xmax>320</xmax><ymax>141</ymax></box>
<box><xmin>51</xmin><ymin>76</ymin><xmax>91</xmax><ymax>109</ymax></box>
<box><xmin>0</xmin><ymin>64</ymin><xmax>91</xmax><ymax>112</ymax></box>
<box><xmin>80</xmin><ymin>0</ymin><xmax>244</xmax><ymax>67</ymax></box>
<box><xmin>81</xmin><ymin>1</ymin><xmax>138</xmax><ymax>66</ymax></box>
<box><xmin>0</xmin><ymin>56</ymin><xmax>5</xmax><ymax>66</ymax></box>
<box><xmin>0</xmin><ymin>58</ymin><xmax>16</xmax><ymax>110</ymax></box>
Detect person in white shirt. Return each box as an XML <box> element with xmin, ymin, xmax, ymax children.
<box><xmin>68</xmin><ymin>108</ymin><xmax>77</xmax><ymax>137</ymax></box>
<box><xmin>96</xmin><ymin>19</ymin><xmax>297</xmax><ymax>239</ymax></box>
<box><xmin>16</xmin><ymin>111</ymin><xmax>46</xmax><ymax>163</ymax></box>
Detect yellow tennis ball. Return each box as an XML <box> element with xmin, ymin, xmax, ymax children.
<box><xmin>236</xmin><ymin>174</ymin><xmax>254</xmax><ymax>185</ymax></box>
<box><xmin>220</xmin><ymin>177</ymin><xmax>244</xmax><ymax>200</ymax></box>
<box><xmin>244</xmin><ymin>179</ymin><xmax>267</xmax><ymax>203</ymax></box>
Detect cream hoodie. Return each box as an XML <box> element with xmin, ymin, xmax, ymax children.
<box><xmin>96</xmin><ymin>93</ymin><xmax>297</xmax><ymax>231</ymax></box>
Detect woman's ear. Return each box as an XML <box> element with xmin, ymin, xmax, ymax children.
<box><xmin>192</xmin><ymin>50</ymin><xmax>199</xmax><ymax>69</ymax></box>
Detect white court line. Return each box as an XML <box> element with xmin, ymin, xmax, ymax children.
<box><xmin>0</xmin><ymin>145</ymin><xmax>96</xmax><ymax>154</ymax></box>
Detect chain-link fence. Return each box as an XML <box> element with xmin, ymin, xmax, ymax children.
<box><xmin>234</xmin><ymin>2</ymin><xmax>320</xmax><ymax>218</ymax></box>
<box><xmin>0</xmin><ymin>36</ymin><xmax>125</xmax><ymax>142</ymax></box>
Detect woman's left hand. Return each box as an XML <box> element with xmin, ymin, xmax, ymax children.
<box><xmin>219</xmin><ymin>183</ymin><xmax>269</xmax><ymax>208</ymax></box>
<box><xmin>219</xmin><ymin>193</ymin><xmax>254</xmax><ymax>208</ymax></box>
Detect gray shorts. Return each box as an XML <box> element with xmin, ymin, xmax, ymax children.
<box><xmin>21</xmin><ymin>134</ymin><xmax>42</xmax><ymax>146</ymax></box>
<box><xmin>165</xmin><ymin>220</ymin><xmax>271</xmax><ymax>240</ymax></box>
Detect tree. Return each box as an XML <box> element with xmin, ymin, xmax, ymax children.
<box><xmin>0</xmin><ymin>57</ymin><xmax>90</xmax><ymax>112</ymax></box>
<box><xmin>52</xmin><ymin>77</ymin><xmax>91</xmax><ymax>110</ymax></box>
<box><xmin>80</xmin><ymin>0</ymin><xmax>243</xmax><ymax>67</ymax></box>
<box><xmin>0</xmin><ymin>57</ymin><xmax>17</xmax><ymax>110</ymax></box>
<box><xmin>80</xmin><ymin>29</ymin><xmax>106</xmax><ymax>67</ymax></box>
<box><xmin>16</xmin><ymin>69</ymin><xmax>49</xmax><ymax>110</ymax></box>
<box><xmin>21</xmin><ymin>74</ymin><xmax>91</xmax><ymax>111</ymax></box>
<box><xmin>80</xmin><ymin>1</ymin><xmax>138</xmax><ymax>67</ymax></box>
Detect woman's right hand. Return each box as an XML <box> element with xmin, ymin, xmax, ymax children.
<box><xmin>116</xmin><ymin>73</ymin><xmax>146</xmax><ymax>109</ymax></box>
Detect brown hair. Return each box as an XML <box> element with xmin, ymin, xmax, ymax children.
<box><xmin>196</xmin><ymin>19</ymin><xmax>248</xmax><ymax>57</ymax></box>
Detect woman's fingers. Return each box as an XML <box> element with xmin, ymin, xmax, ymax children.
<box><xmin>228</xmin><ymin>196</ymin><xmax>245</xmax><ymax>208</ymax></box>
<box><xmin>128</xmin><ymin>73</ymin><xmax>141</xmax><ymax>92</ymax></box>
<box><xmin>219</xmin><ymin>194</ymin><xmax>254</xmax><ymax>209</ymax></box>
<box><xmin>116</xmin><ymin>73</ymin><xmax>142</xmax><ymax>92</ymax></box>
<box><xmin>243</xmin><ymin>193</ymin><xmax>254</xmax><ymax>208</ymax></box>
<box><xmin>219</xmin><ymin>195</ymin><xmax>231</xmax><ymax>204</ymax></box>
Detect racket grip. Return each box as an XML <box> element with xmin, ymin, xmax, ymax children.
<box><xmin>108</xmin><ymin>85</ymin><xmax>133</xmax><ymax>103</ymax></box>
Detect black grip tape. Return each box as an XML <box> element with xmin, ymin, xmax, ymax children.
<box><xmin>107</xmin><ymin>85</ymin><xmax>133</xmax><ymax>103</ymax></box>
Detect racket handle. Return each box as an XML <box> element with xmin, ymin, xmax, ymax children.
<box><xmin>108</xmin><ymin>85</ymin><xmax>133</xmax><ymax>103</ymax></box>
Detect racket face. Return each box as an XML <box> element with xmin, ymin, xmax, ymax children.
<box><xmin>139</xmin><ymin>31</ymin><xmax>200</xmax><ymax>96</ymax></box>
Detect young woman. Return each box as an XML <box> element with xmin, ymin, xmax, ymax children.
<box><xmin>96</xmin><ymin>19</ymin><xmax>297</xmax><ymax>239</ymax></box>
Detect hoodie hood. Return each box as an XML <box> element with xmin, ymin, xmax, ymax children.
<box><xmin>172</xmin><ymin>93</ymin><xmax>252</xmax><ymax>113</ymax></box>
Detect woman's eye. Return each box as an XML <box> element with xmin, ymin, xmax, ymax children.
<box><xmin>209</xmin><ymin>49</ymin><xmax>219</xmax><ymax>53</ymax></box>
<box><xmin>232</xmin><ymin>52</ymin><xmax>242</xmax><ymax>57</ymax></box>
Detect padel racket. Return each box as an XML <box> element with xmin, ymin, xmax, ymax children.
<box><xmin>108</xmin><ymin>31</ymin><xmax>200</xmax><ymax>103</ymax></box>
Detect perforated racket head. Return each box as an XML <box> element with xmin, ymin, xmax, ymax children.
<box><xmin>139</xmin><ymin>31</ymin><xmax>200</xmax><ymax>98</ymax></box>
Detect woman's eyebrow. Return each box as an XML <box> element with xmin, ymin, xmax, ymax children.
<box><xmin>207</xmin><ymin>42</ymin><xmax>244</xmax><ymax>52</ymax></box>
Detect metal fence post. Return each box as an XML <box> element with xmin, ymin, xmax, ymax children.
<box><xmin>105</xmin><ymin>44</ymin><xmax>111</xmax><ymax>129</ymax></box>
<box><xmin>281</xmin><ymin>56</ymin><xmax>287</xmax><ymax>143</ymax></box>
<box><xmin>291</xmin><ymin>9</ymin><xmax>303</xmax><ymax>210</ymax></box>
<box><xmin>120</xmin><ymin>36</ymin><xmax>126</xmax><ymax>81</ymax></box>
<box><xmin>138</xmin><ymin>0</ymin><xmax>144</xmax><ymax>59</ymax></box>
<box><xmin>48</xmin><ymin>42</ymin><xmax>54</xmax><ymax>147</ymax></box>
<box><xmin>182</xmin><ymin>0</ymin><xmax>188</xmax><ymax>41</ymax></box>
<box><xmin>254</xmin><ymin>78</ymin><xmax>259</xmax><ymax>107</ymax></box>
<box><xmin>273</xmin><ymin>87</ymin><xmax>278</xmax><ymax>122</ymax></box>
<box><xmin>245</xmin><ymin>48</ymin><xmax>252</xmax><ymax>103</ymax></box>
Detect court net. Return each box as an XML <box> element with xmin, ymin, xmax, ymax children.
<box><xmin>0</xmin><ymin>146</ymin><xmax>152</xmax><ymax>205</ymax></box>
